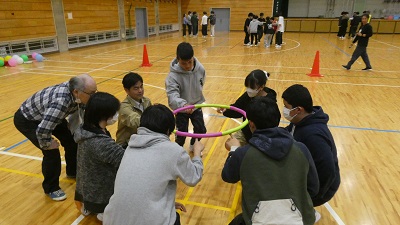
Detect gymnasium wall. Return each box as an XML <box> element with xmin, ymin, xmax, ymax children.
<box><xmin>124</xmin><ymin>1</ymin><xmax>156</xmax><ymax>28</ymax></box>
<box><xmin>288</xmin><ymin>0</ymin><xmax>400</xmax><ymax>18</ymax></box>
<box><xmin>181</xmin><ymin>0</ymin><xmax>274</xmax><ymax>31</ymax></box>
<box><xmin>64</xmin><ymin>0</ymin><xmax>119</xmax><ymax>35</ymax></box>
<box><xmin>159</xmin><ymin>1</ymin><xmax>179</xmax><ymax>24</ymax></box>
<box><xmin>0</xmin><ymin>0</ymin><xmax>56</xmax><ymax>42</ymax></box>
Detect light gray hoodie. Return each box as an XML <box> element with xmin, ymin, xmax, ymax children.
<box><xmin>103</xmin><ymin>127</ymin><xmax>203</xmax><ymax>225</ymax></box>
<box><xmin>165</xmin><ymin>57</ymin><xmax>206</xmax><ymax>110</ymax></box>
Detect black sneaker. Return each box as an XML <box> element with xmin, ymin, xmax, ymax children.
<box><xmin>342</xmin><ymin>65</ymin><xmax>350</xmax><ymax>70</ymax></box>
<box><xmin>362</xmin><ymin>67</ymin><xmax>372</xmax><ymax>71</ymax></box>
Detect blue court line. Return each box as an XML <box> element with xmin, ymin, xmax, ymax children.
<box><xmin>321</xmin><ymin>37</ymin><xmax>351</xmax><ymax>57</ymax></box>
<box><xmin>3</xmin><ymin>139</ymin><xmax>28</xmax><ymax>152</ymax></box>
<box><xmin>208</xmin><ymin>114</ymin><xmax>400</xmax><ymax>134</ymax></box>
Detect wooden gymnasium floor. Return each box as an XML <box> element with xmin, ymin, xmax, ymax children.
<box><xmin>0</xmin><ymin>31</ymin><xmax>399</xmax><ymax>225</ymax></box>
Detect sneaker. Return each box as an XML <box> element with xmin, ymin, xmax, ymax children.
<box><xmin>81</xmin><ymin>204</ymin><xmax>91</xmax><ymax>216</ymax></box>
<box><xmin>362</xmin><ymin>67</ymin><xmax>372</xmax><ymax>71</ymax></box>
<box><xmin>97</xmin><ymin>213</ymin><xmax>103</xmax><ymax>221</ymax></box>
<box><xmin>342</xmin><ymin>65</ymin><xmax>350</xmax><ymax>70</ymax></box>
<box><xmin>315</xmin><ymin>210</ymin><xmax>321</xmax><ymax>223</ymax></box>
<box><xmin>48</xmin><ymin>189</ymin><xmax>67</xmax><ymax>201</ymax></box>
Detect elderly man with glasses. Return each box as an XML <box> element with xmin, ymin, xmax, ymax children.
<box><xmin>14</xmin><ymin>74</ymin><xmax>97</xmax><ymax>201</ymax></box>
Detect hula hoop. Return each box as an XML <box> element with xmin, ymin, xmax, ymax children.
<box><xmin>172</xmin><ymin>104</ymin><xmax>248</xmax><ymax>138</ymax></box>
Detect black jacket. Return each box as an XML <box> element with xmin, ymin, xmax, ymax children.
<box><xmin>223</xmin><ymin>87</ymin><xmax>277</xmax><ymax>143</ymax></box>
<box><xmin>353</xmin><ymin>23</ymin><xmax>373</xmax><ymax>47</ymax></box>
<box><xmin>286</xmin><ymin>106</ymin><xmax>341</xmax><ymax>206</ymax></box>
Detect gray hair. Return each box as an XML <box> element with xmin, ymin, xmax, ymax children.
<box><xmin>69</xmin><ymin>75</ymin><xmax>85</xmax><ymax>93</ymax></box>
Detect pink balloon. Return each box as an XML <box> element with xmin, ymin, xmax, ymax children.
<box><xmin>8</xmin><ymin>58</ymin><xmax>18</xmax><ymax>67</ymax></box>
<box><xmin>32</xmin><ymin>52</ymin><xmax>38</xmax><ymax>59</ymax></box>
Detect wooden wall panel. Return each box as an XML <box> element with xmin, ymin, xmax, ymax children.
<box><xmin>64</xmin><ymin>0</ymin><xmax>119</xmax><ymax>35</ymax></box>
<box><xmin>159</xmin><ymin>2</ymin><xmax>179</xmax><ymax>24</ymax></box>
<box><xmin>377</xmin><ymin>21</ymin><xmax>396</xmax><ymax>34</ymax></box>
<box><xmin>182</xmin><ymin>0</ymin><xmax>274</xmax><ymax>31</ymax></box>
<box><xmin>0</xmin><ymin>0</ymin><xmax>55</xmax><ymax>42</ymax></box>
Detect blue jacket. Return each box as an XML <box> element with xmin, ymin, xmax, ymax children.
<box><xmin>286</xmin><ymin>106</ymin><xmax>340</xmax><ymax>206</ymax></box>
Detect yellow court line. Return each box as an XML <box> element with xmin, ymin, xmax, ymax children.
<box><xmin>0</xmin><ymin>167</ymin><xmax>75</xmax><ymax>184</ymax></box>
<box><xmin>176</xmin><ymin>199</ymin><xmax>231</xmax><ymax>212</ymax></box>
<box><xmin>183</xmin><ymin>117</ymin><xmax>231</xmax><ymax>202</ymax></box>
<box><xmin>228</xmin><ymin>182</ymin><xmax>242</xmax><ymax>222</ymax></box>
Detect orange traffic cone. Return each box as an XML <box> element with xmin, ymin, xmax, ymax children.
<box><xmin>307</xmin><ymin>51</ymin><xmax>323</xmax><ymax>77</ymax></box>
<box><xmin>141</xmin><ymin>44</ymin><xmax>152</xmax><ymax>67</ymax></box>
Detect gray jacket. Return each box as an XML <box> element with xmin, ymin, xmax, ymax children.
<box><xmin>74</xmin><ymin>125</ymin><xmax>125</xmax><ymax>212</ymax></box>
<box><xmin>103</xmin><ymin>127</ymin><xmax>203</xmax><ymax>225</ymax></box>
<box><xmin>165</xmin><ymin>57</ymin><xmax>206</xmax><ymax>110</ymax></box>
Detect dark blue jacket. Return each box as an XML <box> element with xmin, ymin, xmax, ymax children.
<box><xmin>286</xmin><ymin>106</ymin><xmax>341</xmax><ymax>206</ymax></box>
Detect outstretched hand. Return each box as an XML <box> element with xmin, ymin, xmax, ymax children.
<box><xmin>175</xmin><ymin>202</ymin><xmax>187</xmax><ymax>212</ymax></box>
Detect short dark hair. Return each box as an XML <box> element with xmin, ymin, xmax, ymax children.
<box><xmin>260</xmin><ymin>13</ymin><xmax>264</xmax><ymax>16</ymax></box>
<box><xmin>244</xmin><ymin>69</ymin><xmax>270</xmax><ymax>89</ymax></box>
<box><xmin>362</xmin><ymin>13</ymin><xmax>369</xmax><ymax>19</ymax></box>
<box><xmin>248</xmin><ymin>13</ymin><xmax>253</xmax><ymax>17</ymax></box>
<box><xmin>211</xmin><ymin>11</ymin><xmax>214</xmax><ymax>14</ymax></box>
<box><xmin>247</xmin><ymin>97</ymin><xmax>281</xmax><ymax>129</ymax></box>
<box><xmin>176</xmin><ymin>42</ymin><xmax>194</xmax><ymax>60</ymax></box>
<box><xmin>282</xmin><ymin>84</ymin><xmax>313</xmax><ymax>113</ymax></box>
<box><xmin>122</xmin><ymin>72</ymin><xmax>143</xmax><ymax>89</ymax></box>
<box><xmin>84</xmin><ymin>92</ymin><xmax>120</xmax><ymax>127</ymax></box>
<box><xmin>140</xmin><ymin>104</ymin><xmax>175</xmax><ymax>135</ymax></box>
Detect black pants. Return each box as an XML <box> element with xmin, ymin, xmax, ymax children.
<box><xmin>13</xmin><ymin>109</ymin><xmax>77</xmax><ymax>193</ymax></box>
<box><xmin>188</xmin><ymin>25</ymin><xmax>192</xmax><ymax>35</ymax></box>
<box><xmin>257</xmin><ymin>28</ymin><xmax>263</xmax><ymax>41</ymax></box>
<box><xmin>202</xmin><ymin>24</ymin><xmax>207</xmax><ymax>36</ymax></box>
<box><xmin>250</xmin><ymin>33</ymin><xmax>258</xmax><ymax>45</ymax></box>
<box><xmin>175</xmin><ymin>109</ymin><xmax>206</xmax><ymax>146</ymax></box>
<box><xmin>244</xmin><ymin>31</ymin><xmax>250</xmax><ymax>44</ymax></box>
<box><xmin>182</xmin><ymin>24</ymin><xmax>187</xmax><ymax>36</ymax></box>
<box><xmin>337</xmin><ymin>26</ymin><xmax>347</xmax><ymax>37</ymax></box>
<box><xmin>174</xmin><ymin>212</ymin><xmax>181</xmax><ymax>225</ymax></box>
<box><xmin>275</xmin><ymin>31</ymin><xmax>283</xmax><ymax>45</ymax></box>
<box><xmin>345</xmin><ymin>45</ymin><xmax>371</xmax><ymax>69</ymax></box>
<box><xmin>229</xmin><ymin>214</ymin><xmax>245</xmax><ymax>225</ymax></box>
<box><xmin>192</xmin><ymin>25</ymin><xmax>198</xmax><ymax>35</ymax></box>
<box><xmin>349</xmin><ymin>26</ymin><xmax>358</xmax><ymax>37</ymax></box>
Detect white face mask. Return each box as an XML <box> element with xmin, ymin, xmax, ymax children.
<box><xmin>106</xmin><ymin>113</ymin><xmax>119</xmax><ymax>125</ymax></box>
<box><xmin>246</xmin><ymin>88</ymin><xmax>259</xmax><ymax>98</ymax></box>
<box><xmin>283</xmin><ymin>106</ymin><xmax>298</xmax><ymax>121</ymax></box>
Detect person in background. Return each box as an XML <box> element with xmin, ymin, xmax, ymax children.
<box><xmin>182</xmin><ymin>13</ymin><xmax>189</xmax><ymax>37</ymax></box>
<box><xmin>342</xmin><ymin>14</ymin><xmax>373</xmax><ymax>71</ymax></box>
<box><xmin>208</xmin><ymin>11</ymin><xmax>216</xmax><ymax>37</ymax></box>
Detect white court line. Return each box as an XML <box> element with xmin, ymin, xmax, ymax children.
<box><xmin>371</xmin><ymin>39</ymin><xmax>400</xmax><ymax>49</ymax></box>
<box><xmin>70</xmin><ymin>215</ymin><xmax>85</xmax><ymax>225</ymax></box>
<box><xmin>0</xmin><ymin>147</ymin><xmax>5</xmax><ymax>151</ymax></box>
<box><xmin>324</xmin><ymin>202</ymin><xmax>346</xmax><ymax>225</ymax></box>
<box><xmin>0</xmin><ymin>151</ymin><xmax>66</xmax><ymax>165</ymax></box>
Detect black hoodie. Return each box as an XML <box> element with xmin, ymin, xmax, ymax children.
<box><xmin>287</xmin><ymin>106</ymin><xmax>341</xmax><ymax>206</ymax></box>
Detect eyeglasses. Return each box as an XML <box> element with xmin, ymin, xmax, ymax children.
<box><xmin>80</xmin><ymin>89</ymin><xmax>97</xmax><ymax>96</ymax></box>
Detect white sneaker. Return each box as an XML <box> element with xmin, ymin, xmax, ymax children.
<box><xmin>315</xmin><ymin>210</ymin><xmax>321</xmax><ymax>223</ymax></box>
<box><xmin>97</xmin><ymin>213</ymin><xmax>103</xmax><ymax>221</ymax></box>
<box><xmin>81</xmin><ymin>204</ymin><xmax>91</xmax><ymax>216</ymax></box>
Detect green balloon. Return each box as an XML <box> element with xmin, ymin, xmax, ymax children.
<box><xmin>0</xmin><ymin>60</ymin><xmax>4</xmax><ymax>67</ymax></box>
<box><xmin>21</xmin><ymin>54</ymin><xmax>29</xmax><ymax>62</ymax></box>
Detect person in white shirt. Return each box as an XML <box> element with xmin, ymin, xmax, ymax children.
<box><xmin>275</xmin><ymin>14</ymin><xmax>285</xmax><ymax>48</ymax></box>
<box><xmin>201</xmin><ymin>11</ymin><xmax>208</xmax><ymax>37</ymax></box>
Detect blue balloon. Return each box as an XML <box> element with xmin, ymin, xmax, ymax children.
<box><xmin>36</xmin><ymin>54</ymin><xmax>44</xmax><ymax>62</ymax></box>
